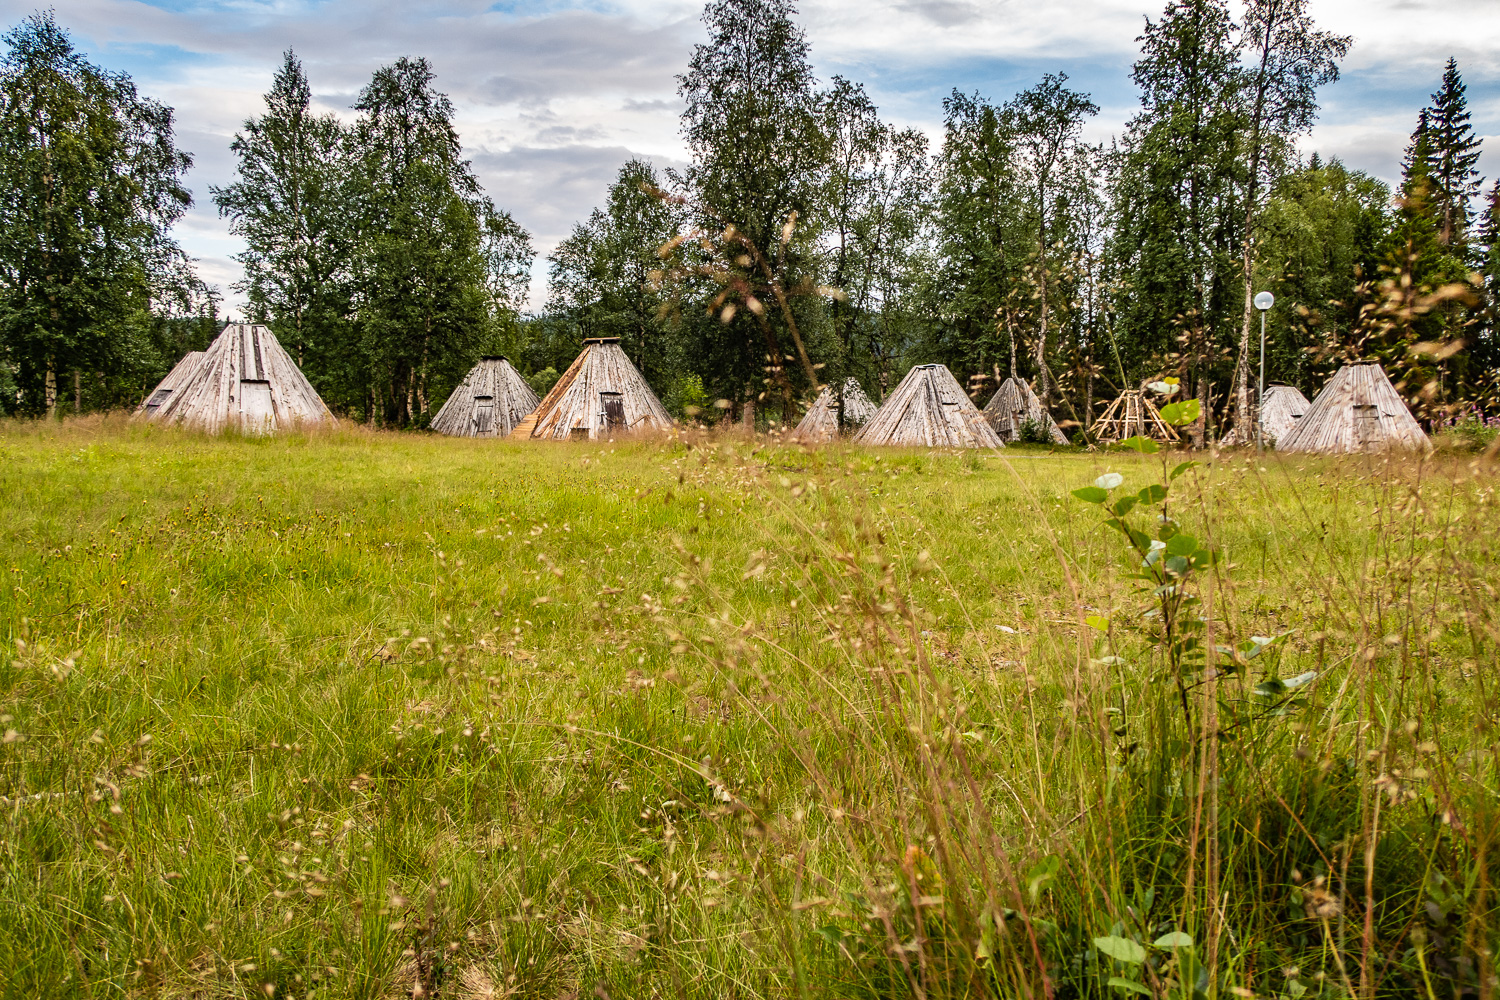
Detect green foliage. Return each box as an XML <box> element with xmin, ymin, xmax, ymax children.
<box><xmin>664</xmin><ymin>372</ymin><xmax>712</xmax><ymax>419</ymax></box>
<box><xmin>524</xmin><ymin>366</ymin><xmax>559</xmax><ymax>397</ymax></box>
<box><xmin>1017</xmin><ymin>416</ymin><xmax>1054</xmax><ymax>444</ymax></box>
<box><xmin>0</xmin><ymin>11</ymin><xmax>203</xmax><ymax>415</ymax></box>
<box><xmin>547</xmin><ymin>160</ymin><xmax>682</xmax><ymax>390</ymax></box>
<box><xmin>214</xmin><ymin>52</ymin><xmax>533</xmax><ymax>426</ymax></box>
<box><xmin>211</xmin><ymin>51</ymin><xmax>352</xmax><ymax>386</ymax></box>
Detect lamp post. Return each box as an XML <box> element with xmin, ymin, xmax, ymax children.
<box><xmin>1253</xmin><ymin>291</ymin><xmax>1274</xmax><ymax>451</ymax></box>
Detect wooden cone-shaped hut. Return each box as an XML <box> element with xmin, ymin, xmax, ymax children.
<box><xmin>430</xmin><ymin>357</ymin><xmax>539</xmax><ymax>438</ymax></box>
<box><xmin>1275</xmin><ymin>363</ymin><xmax>1428</xmax><ymax>454</ymax></box>
<box><xmin>853</xmin><ymin>364</ymin><xmax>1004</xmax><ymax>449</ymax></box>
<box><xmin>982</xmin><ymin>377</ymin><xmax>1068</xmax><ymax>444</ymax></box>
<box><xmin>1088</xmin><ymin>389</ymin><xmax>1178</xmax><ymax>446</ymax></box>
<box><xmin>508</xmin><ymin>337</ymin><xmax>671</xmax><ymax>440</ymax></box>
<box><xmin>1221</xmin><ymin>384</ymin><xmax>1311</xmax><ymax>447</ymax></box>
<box><xmin>789</xmin><ymin>378</ymin><xmax>877</xmax><ymax>443</ymax></box>
<box><xmin>134</xmin><ymin>351</ymin><xmax>206</xmax><ymax>417</ymax></box>
<box><xmin>133</xmin><ymin>324</ymin><xmax>335</xmax><ymax>433</ymax></box>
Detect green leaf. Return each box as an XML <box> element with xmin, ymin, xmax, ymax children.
<box><xmin>1153</xmin><ymin>931</ymin><xmax>1194</xmax><ymax>949</ymax></box>
<box><xmin>1108</xmin><ymin>977</ymin><xmax>1153</xmax><ymax>996</ymax></box>
<box><xmin>1164</xmin><ymin>533</ymin><xmax>1197</xmax><ymax>557</ymax></box>
<box><xmin>1027</xmin><ymin>854</ymin><xmax>1060</xmax><ymax>900</ymax></box>
<box><xmin>1085</xmin><ymin>615</ymin><xmax>1111</xmax><ymax>632</ymax></box>
<box><xmin>1164</xmin><ymin>555</ymin><xmax>1190</xmax><ymax>576</ymax></box>
<box><xmin>1094</xmin><ymin>936</ymin><xmax>1146</xmax><ymax>964</ymax></box>
<box><xmin>1111</xmin><ymin>496</ymin><xmax>1138</xmax><ymax>517</ymax></box>
<box><xmin>1137</xmin><ymin>484</ymin><xmax>1167</xmax><ymax>504</ymax></box>
<box><xmin>1115</xmin><ymin>435</ymin><xmax>1160</xmax><ymax>454</ymax></box>
<box><xmin>1170</xmin><ymin>461</ymin><xmax>1199</xmax><ymax>480</ymax></box>
<box><xmin>1073</xmin><ymin>487</ymin><xmax>1109</xmax><ymax>504</ymax></box>
<box><xmin>1159</xmin><ymin>398</ymin><xmax>1201</xmax><ymax>427</ymax></box>
<box><xmin>1254</xmin><ymin>678</ymin><xmax>1286</xmax><ymax>697</ymax></box>
<box><xmin>1127</xmin><ymin>528</ymin><xmax>1153</xmax><ymax>552</ymax></box>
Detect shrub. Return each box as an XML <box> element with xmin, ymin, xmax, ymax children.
<box><xmin>525</xmin><ymin>366</ymin><xmax>559</xmax><ymax>397</ymax></box>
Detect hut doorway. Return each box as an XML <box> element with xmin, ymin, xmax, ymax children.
<box><xmin>600</xmin><ymin>391</ymin><xmax>626</xmax><ymax>431</ymax></box>
<box><xmin>472</xmin><ymin>395</ymin><xmax>495</xmax><ymax>436</ymax></box>
<box><xmin>240</xmin><ymin>379</ymin><xmax>275</xmax><ymax>429</ymax></box>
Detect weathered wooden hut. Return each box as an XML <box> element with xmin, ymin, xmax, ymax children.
<box><xmin>1275</xmin><ymin>363</ymin><xmax>1428</xmax><ymax>454</ymax></box>
<box><xmin>508</xmin><ymin>337</ymin><xmax>672</xmax><ymax>440</ymax></box>
<box><xmin>853</xmin><ymin>364</ymin><xmax>1004</xmax><ymax>449</ymax></box>
<box><xmin>982</xmin><ymin>376</ymin><xmax>1068</xmax><ymax>444</ymax></box>
<box><xmin>1221</xmin><ymin>384</ymin><xmax>1311</xmax><ymax>447</ymax></box>
<box><xmin>134</xmin><ymin>323</ymin><xmax>335</xmax><ymax>433</ymax></box>
<box><xmin>430</xmin><ymin>357</ymin><xmax>539</xmax><ymax>438</ymax></box>
<box><xmin>789</xmin><ymin>378</ymin><xmax>877</xmax><ymax>443</ymax></box>
<box><xmin>1088</xmin><ymin>390</ymin><xmax>1178</xmax><ymax>446</ymax></box>
<box><xmin>134</xmin><ymin>351</ymin><xmax>206</xmax><ymax>417</ymax></box>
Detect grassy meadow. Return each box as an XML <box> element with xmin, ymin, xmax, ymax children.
<box><xmin>0</xmin><ymin>416</ymin><xmax>1496</xmax><ymax>999</ymax></box>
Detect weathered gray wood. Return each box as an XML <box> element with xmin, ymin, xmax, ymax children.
<box><xmin>133</xmin><ymin>323</ymin><xmax>336</xmax><ymax>434</ymax></box>
<box><xmin>981</xmin><ymin>377</ymin><xmax>1068</xmax><ymax>444</ymax></box>
<box><xmin>853</xmin><ymin>364</ymin><xmax>1004</xmax><ymax>449</ymax></box>
<box><xmin>133</xmin><ymin>351</ymin><xmax>205</xmax><ymax>416</ymax></box>
<box><xmin>1276</xmin><ymin>363</ymin><xmax>1428</xmax><ymax>454</ymax></box>
<box><xmin>789</xmin><ymin>378</ymin><xmax>877</xmax><ymax>443</ymax></box>
<box><xmin>1221</xmin><ymin>384</ymin><xmax>1310</xmax><ymax>447</ymax></box>
<box><xmin>510</xmin><ymin>338</ymin><xmax>672</xmax><ymax>441</ymax></box>
<box><xmin>430</xmin><ymin>357</ymin><xmax>539</xmax><ymax>438</ymax></box>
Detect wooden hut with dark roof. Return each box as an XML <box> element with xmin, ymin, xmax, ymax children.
<box><xmin>133</xmin><ymin>324</ymin><xmax>335</xmax><ymax>434</ymax></box>
<box><xmin>1221</xmin><ymin>384</ymin><xmax>1311</xmax><ymax>447</ymax></box>
<box><xmin>430</xmin><ymin>357</ymin><xmax>538</xmax><ymax>438</ymax></box>
<box><xmin>508</xmin><ymin>337</ymin><xmax>672</xmax><ymax>440</ymax></box>
<box><xmin>1275</xmin><ymin>363</ymin><xmax>1428</xmax><ymax>454</ymax></box>
<box><xmin>789</xmin><ymin>378</ymin><xmax>877</xmax><ymax>443</ymax></box>
<box><xmin>853</xmin><ymin>364</ymin><xmax>1003</xmax><ymax>449</ymax></box>
<box><xmin>982</xmin><ymin>376</ymin><xmax>1068</xmax><ymax>444</ymax></box>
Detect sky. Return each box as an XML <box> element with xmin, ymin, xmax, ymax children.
<box><xmin>3</xmin><ymin>0</ymin><xmax>1496</xmax><ymax>314</ymax></box>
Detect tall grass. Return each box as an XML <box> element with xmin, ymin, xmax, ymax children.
<box><xmin>0</xmin><ymin>414</ymin><xmax>1494</xmax><ymax>999</ymax></box>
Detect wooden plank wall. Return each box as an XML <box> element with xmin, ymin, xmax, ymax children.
<box><xmin>853</xmin><ymin>365</ymin><xmax>1004</xmax><ymax>448</ymax></box>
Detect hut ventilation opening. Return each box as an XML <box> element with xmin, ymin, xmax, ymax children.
<box><xmin>144</xmin><ymin>388</ymin><xmax>172</xmax><ymax>411</ymax></box>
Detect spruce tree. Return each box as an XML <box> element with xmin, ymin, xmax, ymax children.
<box><xmin>1424</xmin><ymin>58</ymin><xmax>1484</xmax><ymax>251</ymax></box>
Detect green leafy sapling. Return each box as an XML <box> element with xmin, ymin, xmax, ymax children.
<box><xmin>1073</xmin><ymin>397</ymin><xmax>1213</xmax><ymax>732</ymax></box>
<box><xmin>1073</xmin><ymin>396</ymin><xmax>1312</xmax><ymax>741</ymax></box>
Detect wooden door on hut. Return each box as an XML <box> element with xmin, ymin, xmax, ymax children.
<box><xmin>1355</xmin><ymin>403</ymin><xmax>1379</xmax><ymax>450</ymax></box>
<box><xmin>240</xmin><ymin>379</ymin><xmax>275</xmax><ymax>429</ymax></box>
<box><xmin>472</xmin><ymin>395</ymin><xmax>496</xmax><ymax>436</ymax></box>
<box><xmin>600</xmin><ymin>391</ymin><xmax>626</xmax><ymax>432</ymax></box>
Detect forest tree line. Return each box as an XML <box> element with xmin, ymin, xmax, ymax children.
<box><xmin>1</xmin><ymin>0</ymin><xmax>1496</xmax><ymax>441</ymax></box>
